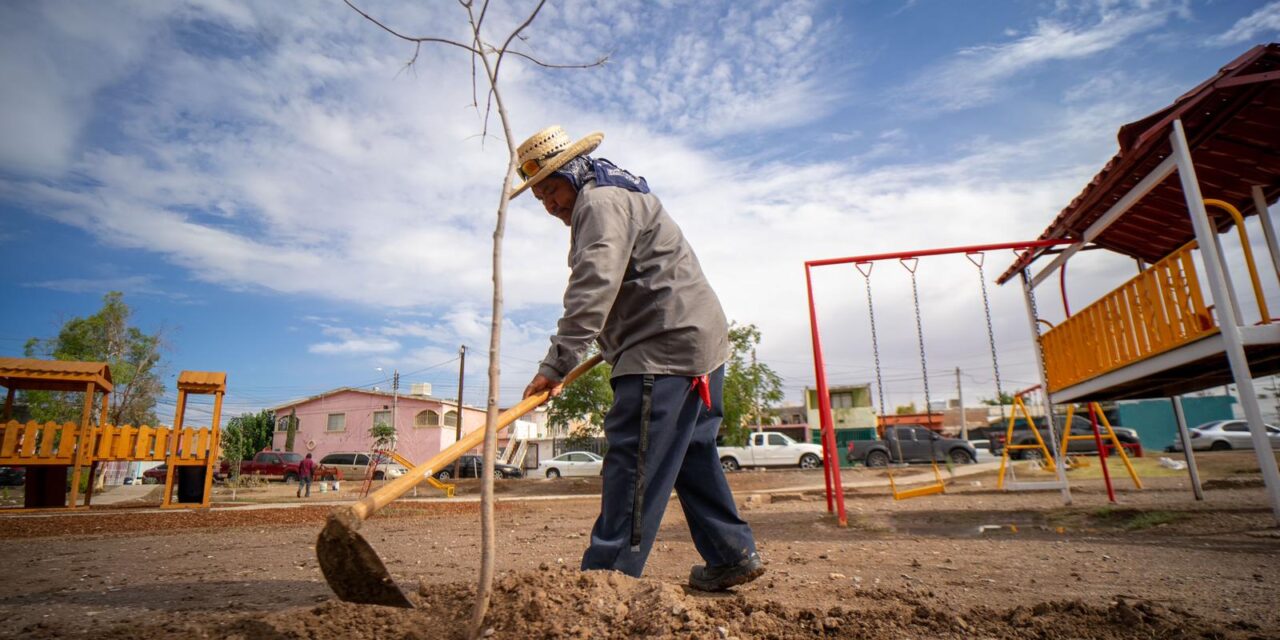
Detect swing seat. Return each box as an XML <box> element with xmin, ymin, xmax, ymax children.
<box><xmin>1065</xmin><ymin>456</ymin><xmax>1089</xmax><ymax>469</ymax></box>
<box><xmin>888</xmin><ymin>460</ymin><xmax>946</xmax><ymax>501</ymax></box>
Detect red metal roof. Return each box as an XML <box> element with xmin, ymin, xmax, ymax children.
<box><xmin>999</xmin><ymin>43</ymin><xmax>1280</xmax><ymax>284</ymax></box>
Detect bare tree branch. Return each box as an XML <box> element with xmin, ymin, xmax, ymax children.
<box><xmin>503</xmin><ymin>48</ymin><xmax>611</xmax><ymax>69</ymax></box>
<box><xmin>344</xmin><ymin>0</ymin><xmax>481</xmax><ymax>55</ymax></box>
<box><xmin>492</xmin><ymin>0</ymin><xmax>548</xmax><ymax>84</ymax></box>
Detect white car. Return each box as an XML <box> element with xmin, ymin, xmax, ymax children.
<box><xmin>537</xmin><ymin>451</ymin><xmax>604</xmax><ymax>478</ymax></box>
<box><xmin>1174</xmin><ymin>420</ymin><xmax>1280</xmax><ymax>451</ymax></box>
<box><xmin>717</xmin><ymin>431</ymin><xmax>824</xmax><ymax>471</ymax></box>
<box><xmin>317</xmin><ymin>451</ymin><xmax>409</xmax><ymax>481</ymax></box>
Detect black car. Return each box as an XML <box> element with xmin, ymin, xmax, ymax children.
<box><xmin>846</xmin><ymin>425</ymin><xmax>978</xmax><ymax>466</ymax></box>
<box><xmin>985</xmin><ymin>414</ymin><xmax>1141</xmax><ymax>460</ymax></box>
<box><xmin>433</xmin><ymin>455</ymin><xmax>523</xmax><ymax>480</ymax></box>
<box><xmin>0</xmin><ymin>466</ymin><xmax>25</xmax><ymax>486</ymax></box>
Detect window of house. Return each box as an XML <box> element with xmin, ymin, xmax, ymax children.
<box><xmin>373</xmin><ymin>410</ymin><xmax>392</xmax><ymax>428</ymax></box>
<box><xmin>416</xmin><ymin>410</ymin><xmax>440</xmax><ymax>427</ymax></box>
<box><xmin>276</xmin><ymin>417</ymin><xmax>291</xmax><ymax>432</ymax></box>
<box><xmin>444</xmin><ymin>410</ymin><xmax>459</xmax><ymax>427</ymax></box>
<box><xmin>326</xmin><ymin>413</ymin><xmax>346</xmax><ymax>432</ymax></box>
<box><xmin>831</xmin><ymin>392</ymin><xmax>853</xmax><ymax>409</ymax></box>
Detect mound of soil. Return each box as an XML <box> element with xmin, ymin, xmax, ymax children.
<box><xmin>69</xmin><ymin>567</ymin><xmax>1261</xmax><ymax>640</ymax></box>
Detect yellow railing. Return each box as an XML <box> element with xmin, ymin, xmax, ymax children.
<box><xmin>0</xmin><ymin>421</ymin><xmax>80</xmax><ymax>465</ymax></box>
<box><xmin>1042</xmin><ymin>243</ymin><xmax>1219</xmax><ymax>392</ymax></box>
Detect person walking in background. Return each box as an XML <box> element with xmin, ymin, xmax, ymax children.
<box><xmin>297</xmin><ymin>453</ymin><xmax>316</xmax><ymax>498</ymax></box>
<box><xmin>517</xmin><ymin>125</ymin><xmax>763</xmax><ymax>592</ymax></box>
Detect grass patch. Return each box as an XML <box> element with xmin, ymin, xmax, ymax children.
<box><xmin>1090</xmin><ymin>506</ymin><xmax>1184</xmax><ymax>530</ymax></box>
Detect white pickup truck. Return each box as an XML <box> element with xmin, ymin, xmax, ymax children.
<box><xmin>717</xmin><ymin>431</ymin><xmax>825</xmax><ymax>471</ymax></box>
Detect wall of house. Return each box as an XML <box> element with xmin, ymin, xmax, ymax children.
<box><xmin>803</xmin><ymin>386</ymin><xmax>876</xmax><ymax>430</ymax></box>
<box><xmin>271</xmin><ymin>390</ymin><xmax>487</xmax><ymax>466</ymax></box>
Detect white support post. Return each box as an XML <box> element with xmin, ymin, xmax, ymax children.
<box><xmin>1169</xmin><ymin>396</ymin><xmax>1204</xmax><ymax>501</ymax></box>
<box><xmin>1031</xmin><ymin>155</ymin><xmax>1179</xmax><ymax>288</ymax></box>
<box><xmin>1020</xmin><ymin>271</ymin><xmax>1072</xmax><ymax>505</ymax></box>
<box><xmin>1211</xmin><ymin>230</ymin><xmax>1245</xmax><ymax>323</ymax></box>
<box><xmin>1252</xmin><ymin>185</ymin><xmax>1280</xmax><ymax>283</ymax></box>
<box><xmin>1171</xmin><ymin>119</ymin><xmax>1280</xmax><ymax>524</ymax></box>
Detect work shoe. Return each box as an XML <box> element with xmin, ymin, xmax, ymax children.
<box><xmin>688</xmin><ymin>553</ymin><xmax>765</xmax><ymax>592</ymax></box>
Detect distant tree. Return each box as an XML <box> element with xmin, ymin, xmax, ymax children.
<box><xmin>980</xmin><ymin>392</ymin><xmax>1014</xmax><ymax>406</ymax></box>
<box><xmin>283</xmin><ymin>409</ymin><xmax>299</xmax><ymax>452</ymax></box>
<box><xmin>369</xmin><ymin>421</ymin><xmax>396</xmax><ymax>450</ymax></box>
<box><xmin>226</xmin><ymin>410</ymin><xmax>275</xmax><ymax>458</ymax></box>
<box><xmin>895</xmin><ymin>403</ymin><xmax>918</xmax><ymax>415</ymax></box>
<box><xmin>721</xmin><ymin>323</ymin><xmax>784</xmax><ymax>447</ymax></box>
<box><xmin>548</xmin><ymin>356</ymin><xmax>613</xmax><ymax>447</ymax></box>
<box><xmin>23</xmin><ymin>291</ymin><xmax>164</xmax><ymax>427</ymax></box>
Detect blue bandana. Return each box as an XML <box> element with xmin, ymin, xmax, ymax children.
<box><xmin>552</xmin><ymin>156</ymin><xmax>650</xmax><ymax>194</ymax></box>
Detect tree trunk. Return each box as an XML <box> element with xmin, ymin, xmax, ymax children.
<box><xmin>469</xmin><ymin>48</ymin><xmax>520</xmax><ymax>640</ymax></box>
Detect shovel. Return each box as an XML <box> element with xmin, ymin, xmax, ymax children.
<box><xmin>317</xmin><ymin>354</ymin><xmax>603</xmax><ymax>607</ymax></box>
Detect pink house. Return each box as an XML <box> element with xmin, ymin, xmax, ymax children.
<box><xmin>270</xmin><ymin>387</ymin><xmax>487</xmax><ymax>466</ymax></box>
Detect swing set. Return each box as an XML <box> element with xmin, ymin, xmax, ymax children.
<box><xmin>805</xmin><ymin>240</ymin><xmax>1073</xmax><ymax>525</ymax></box>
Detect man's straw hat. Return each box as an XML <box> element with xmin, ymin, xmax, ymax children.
<box><xmin>510</xmin><ymin>125</ymin><xmax>603</xmax><ymax>198</ymax></box>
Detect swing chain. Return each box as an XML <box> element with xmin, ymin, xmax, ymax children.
<box><xmin>857</xmin><ymin>265</ymin><xmax>887</xmax><ymax>418</ymax></box>
<box><xmin>861</xmin><ymin>265</ymin><xmax>904</xmax><ymax>465</ymax></box>
<box><xmin>971</xmin><ymin>254</ymin><xmax>1006</xmax><ymax>421</ymax></box>
<box><xmin>904</xmin><ymin>262</ymin><xmax>933</xmax><ymax>421</ymax></box>
<box><xmin>1022</xmin><ymin>267</ymin><xmax>1064</xmax><ymax>452</ymax></box>
<box><xmin>1023</xmin><ymin>267</ymin><xmax>1052</xmax><ymax>395</ymax></box>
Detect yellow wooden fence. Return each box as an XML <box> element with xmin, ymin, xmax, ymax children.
<box><xmin>1041</xmin><ymin>243</ymin><xmax>1219</xmax><ymax>392</ymax></box>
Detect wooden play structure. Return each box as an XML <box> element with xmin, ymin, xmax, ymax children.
<box><xmin>0</xmin><ymin>358</ymin><xmax>225</xmax><ymax>510</ymax></box>
<box><xmin>998</xmin><ymin>43</ymin><xmax>1280</xmax><ymax>522</ymax></box>
<box><xmin>805</xmin><ymin>45</ymin><xmax>1280</xmax><ymax>523</ymax></box>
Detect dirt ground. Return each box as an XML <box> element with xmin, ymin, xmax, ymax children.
<box><xmin>1</xmin><ymin>452</ymin><xmax>1278</xmax><ymax>639</ymax></box>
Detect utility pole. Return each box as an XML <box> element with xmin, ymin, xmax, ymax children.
<box><xmin>752</xmin><ymin>348</ymin><xmax>762</xmax><ymax>432</ymax></box>
<box><xmin>955</xmin><ymin>367</ymin><xmax>967</xmax><ymax>440</ymax></box>
<box><xmin>453</xmin><ymin>345</ymin><xmax>466</xmax><ymax>479</ymax></box>
<box><xmin>392</xmin><ymin>369</ymin><xmax>400</xmax><ymax>448</ymax></box>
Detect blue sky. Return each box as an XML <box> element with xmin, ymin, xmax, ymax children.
<box><xmin>2</xmin><ymin>0</ymin><xmax>1278</xmax><ymax>423</ymax></box>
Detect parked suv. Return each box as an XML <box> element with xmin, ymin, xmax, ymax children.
<box><xmin>985</xmin><ymin>414</ymin><xmax>1142</xmax><ymax>460</ymax></box>
<box><xmin>317</xmin><ymin>451</ymin><xmax>408</xmax><ymax>481</ymax></box>
<box><xmin>846</xmin><ymin>425</ymin><xmax>977</xmax><ymax>466</ymax></box>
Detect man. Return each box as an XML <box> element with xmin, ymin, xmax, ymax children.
<box><xmin>516</xmin><ymin>125</ymin><xmax>763</xmax><ymax>591</ymax></box>
<box><xmin>297</xmin><ymin>452</ymin><xmax>316</xmax><ymax>499</ymax></box>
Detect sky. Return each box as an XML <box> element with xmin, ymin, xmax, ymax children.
<box><xmin>2</xmin><ymin>0</ymin><xmax>1279</xmax><ymax>425</ymax></box>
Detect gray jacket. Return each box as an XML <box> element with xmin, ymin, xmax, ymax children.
<box><xmin>539</xmin><ymin>181</ymin><xmax>729</xmax><ymax>380</ymax></box>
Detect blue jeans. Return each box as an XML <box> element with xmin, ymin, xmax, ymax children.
<box><xmin>297</xmin><ymin>475</ymin><xmax>312</xmax><ymax>497</ymax></box>
<box><xmin>581</xmin><ymin>366</ymin><xmax>757</xmax><ymax>577</ymax></box>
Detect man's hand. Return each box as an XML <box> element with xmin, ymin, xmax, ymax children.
<box><xmin>523</xmin><ymin>374</ymin><xmax>564</xmax><ymax>403</ymax></box>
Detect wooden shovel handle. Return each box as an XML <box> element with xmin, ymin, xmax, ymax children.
<box><xmin>347</xmin><ymin>354</ymin><xmax>603</xmax><ymax>522</ymax></box>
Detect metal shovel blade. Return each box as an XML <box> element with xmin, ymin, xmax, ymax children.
<box><xmin>317</xmin><ymin>515</ymin><xmax>413</xmax><ymax>608</ymax></box>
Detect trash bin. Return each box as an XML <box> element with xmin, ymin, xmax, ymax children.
<box><xmin>175</xmin><ymin>466</ymin><xmax>206</xmax><ymax>504</ymax></box>
<box><xmin>24</xmin><ymin>466</ymin><xmax>68</xmax><ymax>509</ymax></box>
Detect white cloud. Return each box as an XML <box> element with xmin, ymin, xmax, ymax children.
<box><xmin>892</xmin><ymin>1</ymin><xmax>1182</xmax><ymax>114</ymax></box>
<box><xmin>308</xmin><ymin>325</ymin><xmax>400</xmax><ymax>356</ymax></box>
<box><xmin>1206</xmin><ymin>2</ymin><xmax>1280</xmax><ymax>47</ymax></box>
<box><xmin>522</xmin><ymin>0</ymin><xmax>842</xmax><ymax>139</ymax></box>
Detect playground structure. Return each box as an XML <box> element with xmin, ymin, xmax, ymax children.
<box><xmin>0</xmin><ymin>357</ymin><xmax>225</xmax><ymax>510</ymax></box>
<box><xmin>806</xmin><ymin>240</ymin><xmax>1074</xmax><ymax>524</ymax></box>
<box><xmin>997</xmin><ymin>43</ymin><xmax>1280</xmax><ymax>523</ymax></box>
<box><xmin>807</xmin><ymin>45</ymin><xmax>1280</xmax><ymax>523</ymax></box>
